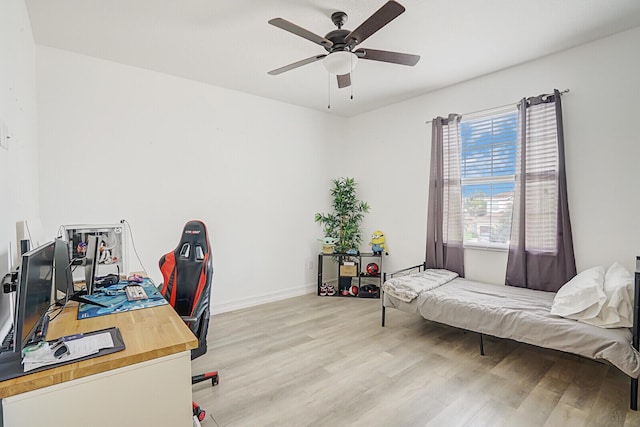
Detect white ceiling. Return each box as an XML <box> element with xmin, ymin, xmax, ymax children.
<box><xmin>25</xmin><ymin>0</ymin><xmax>640</xmax><ymax>117</ymax></box>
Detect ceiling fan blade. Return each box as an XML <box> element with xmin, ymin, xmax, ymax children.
<box><xmin>337</xmin><ymin>73</ymin><xmax>351</xmax><ymax>88</ymax></box>
<box><xmin>268</xmin><ymin>54</ymin><xmax>327</xmax><ymax>75</ymax></box>
<box><xmin>268</xmin><ymin>18</ymin><xmax>333</xmax><ymax>48</ymax></box>
<box><xmin>345</xmin><ymin>1</ymin><xmax>405</xmax><ymax>47</ymax></box>
<box><xmin>355</xmin><ymin>48</ymin><xmax>420</xmax><ymax>66</ymax></box>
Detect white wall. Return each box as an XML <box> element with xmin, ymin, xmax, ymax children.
<box><xmin>36</xmin><ymin>47</ymin><xmax>345</xmax><ymax>313</ymax></box>
<box><xmin>0</xmin><ymin>0</ymin><xmax>39</xmax><ymax>305</ymax></box>
<box><xmin>0</xmin><ymin>0</ymin><xmax>40</xmax><ymax>269</ymax></box>
<box><xmin>34</xmin><ymin>24</ymin><xmax>640</xmax><ymax>311</ymax></box>
<box><xmin>347</xmin><ymin>27</ymin><xmax>640</xmax><ymax>283</ymax></box>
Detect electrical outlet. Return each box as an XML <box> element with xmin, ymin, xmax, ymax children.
<box><xmin>306</xmin><ymin>258</ymin><xmax>313</xmax><ymax>271</ymax></box>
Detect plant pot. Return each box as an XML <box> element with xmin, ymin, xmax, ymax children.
<box><xmin>322</xmin><ymin>244</ymin><xmax>334</xmax><ymax>254</ymax></box>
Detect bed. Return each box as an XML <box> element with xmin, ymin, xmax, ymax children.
<box><xmin>380</xmin><ymin>263</ymin><xmax>640</xmax><ymax>410</ymax></box>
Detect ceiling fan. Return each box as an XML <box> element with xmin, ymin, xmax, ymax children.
<box><xmin>267</xmin><ymin>0</ymin><xmax>420</xmax><ymax>89</ymax></box>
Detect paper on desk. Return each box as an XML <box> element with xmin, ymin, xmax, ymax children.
<box><xmin>22</xmin><ymin>332</ymin><xmax>115</xmax><ymax>372</ymax></box>
<box><xmin>66</xmin><ymin>332</ymin><xmax>114</xmax><ymax>355</ymax></box>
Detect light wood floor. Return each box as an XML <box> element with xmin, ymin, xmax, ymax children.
<box><xmin>191</xmin><ymin>294</ymin><xmax>640</xmax><ymax>427</ymax></box>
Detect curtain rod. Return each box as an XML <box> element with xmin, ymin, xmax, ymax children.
<box><xmin>424</xmin><ymin>89</ymin><xmax>570</xmax><ymax>125</ymax></box>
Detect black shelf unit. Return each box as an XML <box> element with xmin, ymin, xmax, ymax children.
<box><xmin>317</xmin><ymin>252</ymin><xmax>383</xmax><ymax>298</ymax></box>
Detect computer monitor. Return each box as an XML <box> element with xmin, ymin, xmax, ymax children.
<box><xmin>14</xmin><ymin>241</ymin><xmax>55</xmax><ymax>352</ymax></box>
<box><xmin>84</xmin><ymin>235</ymin><xmax>100</xmax><ymax>296</ymax></box>
<box><xmin>53</xmin><ymin>239</ymin><xmax>73</xmax><ymax>304</ymax></box>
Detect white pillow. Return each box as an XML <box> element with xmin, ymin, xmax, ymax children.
<box><xmin>580</xmin><ymin>262</ymin><xmax>633</xmax><ymax>328</ymax></box>
<box><xmin>550</xmin><ymin>266</ymin><xmax>606</xmax><ymax>319</ymax></box>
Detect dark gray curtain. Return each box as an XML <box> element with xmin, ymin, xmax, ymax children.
<box><xmin>426</xmin><ymin>114</ymin><xmax>465</xmax><ymax>277</ymax></box>
<box><xmin>506</xmin><ymin>89</ymin><xmax>576</xmax><ymax>291</ymax></box>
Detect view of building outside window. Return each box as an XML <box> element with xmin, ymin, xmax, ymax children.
<box><xmin>460</xmin><ymin>110</ymin><xmax>518</xmax><ymax>246</ymax></box>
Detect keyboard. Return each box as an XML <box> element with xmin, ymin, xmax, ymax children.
<box><xmin>0</xmin><ymin>325</ymin><xmax>14</xmax><ymax>353</ymax></box>
<box><xmin>125</xmin><ymin>285</ymin><xmax>148</xmax><ymax>301</ymax></box>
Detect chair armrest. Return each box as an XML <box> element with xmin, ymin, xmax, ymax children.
<box><xmin>180</xmin><ymin>315</ymin><xmax>198</xmax><ymax>323</ymax></box>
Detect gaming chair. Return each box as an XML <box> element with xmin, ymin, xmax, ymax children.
<box><xmin>159</xmin><ymin>220</ymin><xmax>218</xmax><ymax>422</ymax></box>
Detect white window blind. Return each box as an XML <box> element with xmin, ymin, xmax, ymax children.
<box><xmin>521</xmin><ymin>102</ymin><xmax>559</xmax><ymax>252</ymax></box>
<box><xmin>441</xmin><ymin>117</ymin><xmax>463</xmax><ymax>245</ymax></box>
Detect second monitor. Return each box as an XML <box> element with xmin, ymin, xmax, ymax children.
<box><xmin>84</xmin><ymin>235</ymin><xmax>100</xmax><ymax>296</ymax></box>
<box><xmin>53</xmin><ymin>239</ymin><xmax>73</xmax><ymax>304</ymax></box>
<box><xmin>53</xmin><ymin>236</ymin><xmax>104</xmax><ymax>300</ymax></box>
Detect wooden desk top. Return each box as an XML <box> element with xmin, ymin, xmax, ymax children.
<box><xmin>0</xmin><ymin>302</ymin><xmax>198</xmax><ymax>398</ymax></box>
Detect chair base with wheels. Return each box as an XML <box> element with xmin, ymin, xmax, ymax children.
<box><xmin>193</xmin><ymin>371</ymin><xmax>219</xmax><ymax>387</ymax></box>
<box><xmin>191</xmin><ymin>370</ymin><xmax>219</xmax><ymax>421</ymax></box>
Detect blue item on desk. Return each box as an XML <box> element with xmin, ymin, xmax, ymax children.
<box><xmin>77</xmin><ymin>278</ymin><xmax>168</xmax><ymax>320</ymax></box>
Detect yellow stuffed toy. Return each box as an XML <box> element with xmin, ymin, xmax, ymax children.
<box><xmin>369</xmin><ymin>230</ymin><xmax>388</xmax><ymax>255</ymax></box>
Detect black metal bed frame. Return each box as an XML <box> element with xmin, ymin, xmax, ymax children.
<box><xmin>380</xmin><ymin>262</ymin><xmax>640</xmax><ymax>411</ymax></box>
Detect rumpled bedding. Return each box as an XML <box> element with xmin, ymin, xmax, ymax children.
<box><xmin>382</xmin><ymin>269</ymin><xmax>458</xmax><ymax>302</ymax></box>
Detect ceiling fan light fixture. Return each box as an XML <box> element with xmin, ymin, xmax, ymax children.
<box><xmin>323</xmin><ymin>51</ymin><xmax>358</xmax><ymax>75</ymax></box>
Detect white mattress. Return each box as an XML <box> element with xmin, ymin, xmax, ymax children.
<box><xmin>383</xmin><ymin>277</ymin><xmax>640</xmax><ymax>378</ymax></box>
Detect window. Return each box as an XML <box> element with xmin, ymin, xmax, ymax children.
<box><xmin>428</xmin><ymin>90</ymin><xmax>571</xmax><ymax>288</ymax></box>
<box><xmin>458</xmin><ymin>109</ymin><xmax>518</xmax><ymax>247</ymax></box>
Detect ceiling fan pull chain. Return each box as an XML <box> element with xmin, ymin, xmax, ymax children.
<box><xmin>350</xmin><ymin>55</ymin><xmax>354</xmax><ymax>100</ymax></box>
<box><xmin>327</xmin><ymin>72</ymin><xmax>331</xmax><ymax>109</ymax></box>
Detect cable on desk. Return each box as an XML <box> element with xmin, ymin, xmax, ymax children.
<box><xmin>121</xmin><ymin>220</ymin><xmax>148</xmax><ymax>277</ymax></box>
<box><xmin>47</xmin><ymin>301</ymin><xmax>66</xmax><ymax>322</ymax></box>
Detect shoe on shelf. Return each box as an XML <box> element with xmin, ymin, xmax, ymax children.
<box><xmin>326</xmin><ymin>284</ymin><xmax>336</xmax><ymax>296</ymax></box>
<box><xmin>320</xmin><ymin>283</ymin><xmax>328</xmax><ymax>296</ymax></box>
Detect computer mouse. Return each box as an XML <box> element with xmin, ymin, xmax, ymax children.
<box><xmin>127</xmin><ymin>274</ymin><xmax>143</xmax><ymax>283</ymax></box>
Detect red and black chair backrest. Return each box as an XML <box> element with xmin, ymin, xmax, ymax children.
<box><xmin>159</xmin><ymin>220</ymin><xmax>213</xmax><ymax>359</ymax></box>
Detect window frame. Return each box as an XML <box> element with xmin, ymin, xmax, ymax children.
<box><xmin>459</xmin><ymin>108</ymin><xmax>518</xmax><ymax>251</ymax></box>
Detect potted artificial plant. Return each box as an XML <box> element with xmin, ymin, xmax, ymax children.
<box><xmin>315</xmin><ymin>177</ymin><xmax>370</xmax><ymax>293</ymax></box>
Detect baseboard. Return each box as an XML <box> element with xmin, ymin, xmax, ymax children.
<box><xmin>211</xmin><ymin>283</ymin><xmax>316</xmax><ymax>314</ymax></box>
